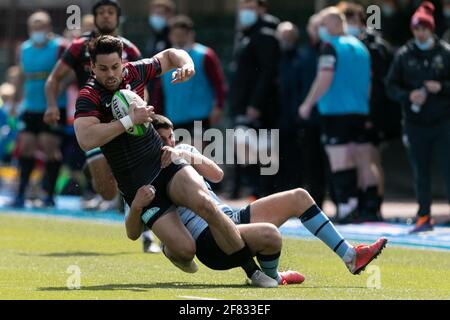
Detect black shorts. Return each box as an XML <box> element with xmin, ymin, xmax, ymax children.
<box><xmin>195</xmin><ymin>205</ymin><xmax>251</xmax><ymax>270</ymax></box>
<box><xmin>120</xmin><ymin>162</ymin><xmax>188</xmax><ymax>229</ymax></box>
<box><xmin>321</xmin><ymin>114</ymin><xmax>376</xmax><ymax>146</ymax></box>
<box><xmin>21</xmin><ymin>110</ymin><xmax>66</xmax><ymax>136</ymax></box>
<box><xmin>62</xmin><ymin>134</ymin><xmax>86</xmax><ymax>171</ymax></box>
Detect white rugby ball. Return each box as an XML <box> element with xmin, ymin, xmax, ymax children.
<box><xmin>111</xmin><ymin>89</ymin><xmax>150</xmax><ymax>136</ymax></box>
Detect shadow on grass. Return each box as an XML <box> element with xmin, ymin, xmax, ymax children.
<box><xmin>38</xmin><ymin>282</ymin><xmax>249</xmax><ymax>292</ymax></box>
<box><xmin>20</xmin><ymin>251</ymin><xmax>134</xmax><ymax>258</ymax></box>
<box><xmin>38</xmin><ymin>283</ymin><xmax>366</xmax><ymax>292</ymax></box>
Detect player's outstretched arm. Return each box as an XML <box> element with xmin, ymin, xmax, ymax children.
<box><xmin>154</xmin><ymin>49</ymin><xmax>195</xmax><ymax>84</ymax></box>
<box><xmin>125</xmin><ymin>185</ymin><xmax>156</xmax><ymax>240</ymax></box>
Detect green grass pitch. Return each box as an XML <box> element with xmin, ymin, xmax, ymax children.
<box><xmin>1</xmin><ymin>213</ymin><xmax>449</xmax><ymax>300</ymax></box>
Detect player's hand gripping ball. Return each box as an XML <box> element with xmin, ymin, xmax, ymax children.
<box><xmin>111</xmin><ymin>89</ymin><xmax>150</xmax><ymax>136</ymax></box>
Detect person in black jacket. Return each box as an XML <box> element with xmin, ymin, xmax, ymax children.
<box><xmin>338</xmin><ymin>1</ymin><xmax>401</xmax><ymax>222</ymax></box>
<box><xmin>386</xmin><ymin>1</ymin><xmax>450</xmax><ymax>233</ymax></box>
<box><xmin>230</xmin><ymin>0</ymin><xmax>281</xmax><ymax>199</ymax></box>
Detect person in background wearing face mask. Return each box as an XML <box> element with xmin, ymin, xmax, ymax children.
<box><xmin>296</xmin><ymin>14</ymin><xmax>330</xmax><ymax>208</ymax></box>
<box><xmin>337</xmin><ymin>1</ymin><xmax>399</xmax><ymax>222</ymax></box>
<box><xmin>154</xmin><ymin>15</ymin><xmax>225</xmax><ymax>134</ymax></box>
<box><xmin>299</xmin><ymin>7</ymin><xmax>376</xmax><ymax>224</ymax></box>
<box><xmin>145</xmin><ymin>0</ymin><xmax>176</xmax><ymax>115</ymax></box>
<box><xmin>276</xmin><ymin>21</ymin><xmax>328</xmax><ymax>206</ymax></box>
<box><xmin>230</xmin><ymin>0</ymin><xmax>281</xmax><ymax>200</ymax></box>
<box><xmin>11</xmin><ymin>11</ymin><xmax>67</xmax><ymax>208</ymax></box>
<box><xmin>146</xmin><ymin>0</ymin><xmax>175</xmax><ymax>57</ymax></box>
<box><xmin>386</xmin><ymin>1</ymin><xmax>450</xmax><ymax>232</ymax></box>
<box><xmin>275</xmin><ymin>22</ymin><xmax>303</xmax><ymax>193</ymax></box>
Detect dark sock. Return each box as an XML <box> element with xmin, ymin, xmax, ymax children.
<box><xmin>257</xmin><ymin>252</ymin><xmax>281</xmax><ymax>282</ymax></box>
<box><xmin>44</xmin><ymin>160</ymin><xmax>62</xmax><ymax>198</ymax></box>
<box><xmin>18</xmin><ymin>157</ymin><xmax>35</xmax><ymax>197</ymax></box>
<box><xmin>230</xmin><ymin>244</ymin><xmax>260</xmax><ymax>278</ymax></box>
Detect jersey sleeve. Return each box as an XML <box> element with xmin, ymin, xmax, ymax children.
<box><xmin>318</xmin><ymin>43</ymin><xmax>337</xmax><ymax>71</ymax></box>
<box><xmin>74</xmin><ymin>86</ymin><xmax>102</xmax><ymax>120</ymax></box>
<box><xmin>61</xmin><ymin>39</ymin><xmax>83</xmax><ymax>69</ymax></box>
<box><xmin>125</xmin><ymin>42</ymin><xmax>142</xmax><ymax>61</ymax></box>
<box><xmin>130</xmin><ymin>58</ymin><xmax>162</xmax><ymax>84</ymax></box>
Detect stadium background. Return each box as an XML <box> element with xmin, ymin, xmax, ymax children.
<box><xmin>0</xmin><ymin>0</ymin><xmax>447</xmax><ymax>200</ymax></box>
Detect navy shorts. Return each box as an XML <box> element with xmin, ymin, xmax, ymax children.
<box><xmin>121</xmin><ymin>162</ymin><xmax>188</xmax><ymax>229</ymax></box>
<box><xmin>195</xmin><ymin>205</ymin><xmax>251</xmax><ymax>270</ymax></box>
<box><xmin>21</xmin><ymin>110</ymin><xmax>66</xmax><ymax>136</ymax></box>
<box><xmin>321</xmin><ymin>114</ymin><xmax>376</xmax><ymax>146</ymax></box>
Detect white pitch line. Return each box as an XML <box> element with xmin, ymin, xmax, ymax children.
<box><xmin>177</xmin><ymin>295</ymin><xmax>220</xmax><ymax>300</ymax></box>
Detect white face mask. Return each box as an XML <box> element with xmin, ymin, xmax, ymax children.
<box><xmin>148</xmin><ymin>14</ymin><xmax>167</xmax><ymax>32</ymax></box>
<box><xmin>346</xmin><ymin>24</ymin><xmax>362</xmax><ymax>37</ymax></box>
<box><xmin>30</xmin><ymin>31</ymin><xmax>48</xmax><ymax>45</ymax></box>
<box><xmin>415</xmin><ymin>37</ymin><xmax>434</xmax><ymax>51</ymax></box>
<box><xmin>239</xmin><ymin>9</ymin><xmax>258</xmax><ymax>28</ymax></box>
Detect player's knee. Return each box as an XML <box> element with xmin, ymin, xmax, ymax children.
<box><xmin>194</xmin><ymin>192</ymin><xmax>217</xmax><ymax>222</ymax></box>
<box><xmin>261</xmin><ymin>224</ymin><xmax>282</xmax><ymax>251</ymax></box>
<box><xmin>293</xmin><ymin>188</ymin><xmax>314</xmax><ymax>208</ymax></box>
<box><xmin>171</xmin><ymin>240</ymin><xmax>196</xmax><ymax>262</ymax></box>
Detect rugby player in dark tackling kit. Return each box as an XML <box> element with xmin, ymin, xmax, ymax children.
<box><xmin>73</xmin><ymin>35</ymin><xmax>278</xmax><ymax>288</ymax></box>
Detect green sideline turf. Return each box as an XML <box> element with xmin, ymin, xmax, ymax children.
<box><xmin>0</xmin><ymin>213</ymin><xmax>449</xmax><ymax>300</ymax></box>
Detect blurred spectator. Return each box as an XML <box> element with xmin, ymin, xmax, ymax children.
<box><xmin>258</xmin><ymin>0</ymin><xmax>280</xmax><ymax>30</ymax></box>
<box><xmin>296</xmin><ymin>14</ymin><xmax>330</xmax><ymax>207</ymax></box>
<box><xmin>0</xmin><ymin>83</ymin><xmax>18</xmax><ymax>163</ymax></box>
<box><xmin>230</xmin><ymin>0</ymin><xmax>281</xmax><ymax>199</ymax></box>
<box><xmin>380</xmin><ymin>0</ymin><xmax>411</xmax><ymax>49</ymax></box>
<box><xmin>146</xmin><ymin>0</ymin><xmax>176</xmax><ymax>57</ymax></box>
<box><xmin>146</xmin><ymin>0</ymin><xmax>176</xmax><ymax>114</ymax></box>
<box><xmin>275</xmin><ymin>21</ymin><xmax>328</xmax><ymax>207</ymax></box>
<box><xmin>81</xmin><ymin>14</ymin><xmax>96</xmax><ymax>34</ymax></box>
<box><xmin>275</xmin><ymin>22</ymin><xmax>303</xmax><ymax>193</ymax></box>
<box><xmin>338</xmin><ymin>1</ymin><xmax>400</xmax><ymax>221</ymax></box>
<box><xmin>386</xmin><ymin>1</ymin><xmax>450</xmax><ymax>232</ymax></box>
<box><xmin>299</xmin><ymin>7</ymin><xmax>379</xmax><ymax>224</ymax></box>
<box><xmin>12</xmin><ymin>11</ymin><xmax>67</xmax><ymax>208</ymax></box>
<box><xmin>158</xmin><ymin>15</ymin><xmax>226</xmax><ymax>135</ymax></box>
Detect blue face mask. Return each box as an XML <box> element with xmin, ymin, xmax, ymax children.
<box><xmin>415</xmin><ymin>37</ymin><xmax>434</xmax><ymax>51</ymax></box>
<box><xmin>30</xmin><ymin>31</ymin><xmax>47</xmax><ymax>45</ymax></box>
<box><xmin>239</xmin><ymin>9</ymin><xmax>258</xmax><ymax>28</ymax></box>
<box><xmin>346</xmin><ymin>24</ymin><xmax>362</xmax><ymax>37</ymax></box>
<box><xmin>148</xmin><ymin>14</ymin><xmax>167</xmax><ymax>32</ymax></box>
<box><xmin>319</xmin><ymin>26</ymin><xmax>333</xmax><ymax>42</ymax></box>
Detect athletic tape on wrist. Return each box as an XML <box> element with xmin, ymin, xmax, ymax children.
<box><xmin>119</xmin><ymin>115</ymin><xmax>133</xmax><ymax>131</ymax></box>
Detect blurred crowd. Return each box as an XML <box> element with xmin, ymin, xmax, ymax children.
<box><xmin>0</xmin><ymin>0</ymin><xmax>450</xmax><ymax>234</ymax></box>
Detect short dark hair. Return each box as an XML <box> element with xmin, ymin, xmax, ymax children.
<box><xmin>241</xmin><ymin>0</ymin><xmax>267</xmax><ymax>8</ymax></box>
<box><xmin>92</xmin><ymin>0</ymin><xmax>122</xmax><ymax>17</ymax></box>
<box><xmin>337</xmin><ymin>1</ymin><xmax>366</xmax><ymax>24</ymax></box>
<box><xmin>151</xmin><ymin>0</ymin><xmax>176</xmax><ymax>13</ymax></box>
<box><xmin>89</xmin><ymin>35</ymin><xmax>123</xmax><ymax>63</ymax></box>
<box><xmin>169</xmin><ymin>15</ymin><xmax>194</xmax><ymax>31</ymax></box>
<box><xmin>152</xmin><ymin>114</ymin><xmax>174</xmax><ymax>131</ymax></box>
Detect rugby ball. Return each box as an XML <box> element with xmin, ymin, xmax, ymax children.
<box><xmin>111</xmin><ymin>89</ymin><xmax>150</xmax><ymax>136</ymax></box>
